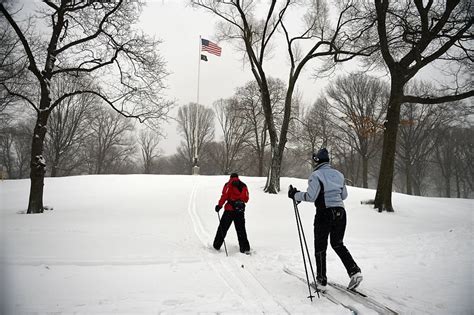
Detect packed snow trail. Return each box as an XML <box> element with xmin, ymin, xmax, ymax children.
<box><xmin>283</xmin><ymin>267</ymin><xmax>359</xmax><ymax>315</ymax></box>
<box><xmin>187</xmin><ymin>178</ymin><xmax>291</xmax><ymax>314</ymax></box>
<box><xmin>2</xmin><ymin>175</ymin><xmax>471</xmax><ymax>314</ymax></box>
<box><xmin>328</xmin><ymin>281</ymin><xmax>399</xmax><ymax>315</ymax></box>
<box><xmin>284</xmin><ymin>267</ymin><xmax>400</xmax><ymax>315</ymax></box>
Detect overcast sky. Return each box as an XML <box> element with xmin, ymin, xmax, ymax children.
<box><xmin>138</xmin><ymin>0</ymin><xmax>346</xmax><ymax>153</ymax></box>
<box><xmin>15</xmin><ymin>0</ymin><xmax>453</xmax><ymax>155</ymax></box>
<box><xmin>17</xmin><ymin>0</ymin><xmax>365</xmax><ymax>154</ymax></box>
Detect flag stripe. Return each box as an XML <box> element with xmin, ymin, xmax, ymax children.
<box><xmin>201</xmin><ymin>38</ymin><xmax>222</xmax><ymax>56</ymax></box>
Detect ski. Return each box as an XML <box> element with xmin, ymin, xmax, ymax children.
<box><xmin>283</xmin><ymin>267</ymin><xmax>358</xmax><ymax>314</ymax></box>
<box><xmin>284</xmin><ymin>267</ymin><xmax>399</xmax><ymax>315</ymax></box>
<box><xmin>327</xmin><ymin>281</ymin><xmax>399</xmax><ymax>315</ymax></box>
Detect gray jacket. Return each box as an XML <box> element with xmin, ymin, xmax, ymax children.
<box><xmin>294</xmin><ymin>162</ymin><xmax>347</xmax><ymax>209</ymax></box>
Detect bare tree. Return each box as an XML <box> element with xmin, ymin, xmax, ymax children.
<box><xmin>213</xmin><ymin>98</ymin><xmax>251</xmax><ymax>174</ymax></box>
<box><xmin>432</xmin><ymin>120</ymin><xmax>473</xmax><ymax>198</ymax></box>
<box><xmin>234</xmin><ymin>78</ymin><xmax>287</xmax><ymax>176</ymax></box>
<box><xmin>0</xmin><ymin>121</ymin><xmax>32</xmax><ymax>179</ymax></box>
<box><xmin>0</xmin><ymin>0</ymin><xmax>172</xmax><ymax>213</ymax></box>
<box><xmin>85</xmin><ymin>106</ymin><xmax>135</xmax><ymax>175</ymax></box>
<box><xmin>138</xmin><ymin>128</ymin><xmax>161</xmax><ymax>174</ymax></box>
<box><xmin>235</xmin><ymin>81</ymin><xmax>268</xmax><ymax>176</ymax></box>
<box><xmin>451</xmin><ymin>127</ymin><xmax>474</xmax><ymax>198</ymax></box>
<box><xmin>326</xmin><ymin>73</ymin><xmax>388</xmax><ymax>188</ymax></box>
<box><xmin>0</xmin><ymin>125</ymin><xmax>15</xmax><ymax>178</ymax></box>
<box><xmin>396</xmin><ymin>102</ymin><xmax>451</xmax><ymax>195</ymax></box>
<box><xmin>371</xmin><ymin>0</ymin><xmax>473</xmax><ymax>211</ymax></box>
<box><xmin>331</xmin><ymin>142</ymin><xmax>361</xmax><ymax>186</ymax></box>
<box><xmin>194</xmin><ymin>0</ymin><xmax>375</xmax><ymax>193</ymax></box>
<box><xmin>176</xmin><ymin>103</ymin><xmax>215</xmax><ymax>173</ymax></box>
<box><xmin>12</xmin><ymin>123</ymin><xmax>32</xmax><ymax>179</ymax></box>
<box><xmin>297</xmin><ymin>97</ymin><xmax>334</xmax><ymax>169</ymax></box>
<box><xmin>395</xmin><ymin>81</ymin><xmax>467</xmax><ymax>195</ymax></box>
<box><xmin>0</xmin><ymin>6</ymin><xmax>27</xmax><ymax>121</ymax></box>
<box><xmin>44</xmin><ymin>77</ymin><xmax>95</xmax><ymax>177</ymax></box>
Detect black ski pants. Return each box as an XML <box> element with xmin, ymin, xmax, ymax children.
<box><xmin>213</xmin><ymin>210</ymin><xmax>250</xmax><ymax>253</ymax></box>
<box><xmin>314</xmin><ymin>207</ymin><xmax>360</xmax><ymax>284</ymax></box>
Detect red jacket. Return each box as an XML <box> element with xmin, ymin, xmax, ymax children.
<box><xmin>217</xmin><ymin>177</ymin><xmax>249</xmax><ymax>211</ymax></box>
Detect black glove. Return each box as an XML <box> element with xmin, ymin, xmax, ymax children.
<box><xmin>215</xmin><ymin>205</ymin><xmax>222</xmax><ymax>212</ymax></box>
<box><xmin>288</xmin><ymin>185</ymin><xmax>299</xmax><ymax>200</ymax></box>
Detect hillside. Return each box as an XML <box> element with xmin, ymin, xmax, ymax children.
<box><xmin>1</xmin><ymin>175</ymin><xmax>472</xmax><ymax>314</ymax></box>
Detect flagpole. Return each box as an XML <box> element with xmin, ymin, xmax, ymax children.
<box><xmin>197</xmin><ymin>35</ymin><xmax>201</xmax><ymax>106</ymax></box>
<box><xmin>193</xmin><ymin>36</ymin><xmax>201</xmax><ymax>175</ymax></box>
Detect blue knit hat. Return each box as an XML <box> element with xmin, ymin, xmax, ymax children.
<box><xmin>312</xmin><ymin>148</ymin><xmax>330</xmax><ymax>163</ymax></box>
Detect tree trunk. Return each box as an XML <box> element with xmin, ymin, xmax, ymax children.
<box><xmin>260</xmin><ymin>86</ymin><xmax>280</xmax><ymax>193</ymax></box>
<box><xmin>27</xmin><ymin>111</ymin><xmax>50</xmax><ymax>214</ymax></box>
<box><xmin>445</xmin><ymin>177</ymin><xmax>451</xmax><ymax>197</ymax></box>
<box><xmin>264</xmin><ymin>149</ymin><xmax>282</xmax><ymax>193</ymax></box>
<box><xmin>264</xmin><ymin>78</ymin><xmax>295</xmax><ymax>193</ymax></box>
<box><xmin>455</xmin><ymin>166</ymin><xmax>461</xmax><ymax>198</ymax></box>
<box><xmin>258</xmin><ymin>152</ymin><xmax>264</xmax><ymax>177</ymax></box>
<box><xmin>144</xmin><ymin>160</ymin><xmax>151</xmax><ymax>174</ymax></box>
<box><xmin>405</xmin><ymin>160</ymin><xmax>412</xmax><ymax>195</ymax></box>
<box><xmin>51</xmin><ymin>165</ymin><xmax>57</xmax><ymax>177</ymax></box>
<box><xmin>374</xmin><ymin>82</ymin><xmax>404</xmax><ymax>212</ymax></box>
<box><xmin>362</xmin><ymin>156</ymin><xmax>368</xmax><ymax>188</ymax></box>
<box><xmin>51</xmin><ymin>153</ymin><xmax>60</xmax><ymax>177</ymax></box>
<box><xmin>413</xmin><ymin>182</ymin><xmax>421</xmax><ymax>196</ymax></box>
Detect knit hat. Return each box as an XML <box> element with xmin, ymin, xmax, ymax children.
<box><xmin>312</xmin><ymin>148</ymin><xmax>330</xmax><ymax>164</ymax></box>
<box><xmin>230</xmin><ymin>172</ymin><xmax>239</xmax><ymax>178</ymax></box>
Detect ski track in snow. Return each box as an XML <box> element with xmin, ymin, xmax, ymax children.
<box><xmin>1</xmin><ymin>258</ymin><xmax>202</xmax><ymax>266</ymax></box>
<box><xmin>187</xmin><ymin>178</ymin><xmax>291</xmax><ymax>314</ymax></box>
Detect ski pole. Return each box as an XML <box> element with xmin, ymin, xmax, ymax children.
<box><xmin>217</xmin><ymin>212</ymin><xmax>228</xmax><ymax>257</ymax></box>
<box><xmin>294</xmin><ymin>198</ymin><xmax>320</xmax><ymax>299</ymax></box>
<box><xmin>290</xmin><ymin>186</ymin><xmax>315</xmax><ymax>301</ymax></box>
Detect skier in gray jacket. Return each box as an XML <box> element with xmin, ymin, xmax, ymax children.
<box><xmin>288</xmin><ymin>148</ymin><xmax>362</xmax><ymax>291</ymax></box>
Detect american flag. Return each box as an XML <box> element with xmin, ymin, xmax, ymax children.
<box><xmin>201</xmin><ymin>38</ymin><xmax>222</xmax><ymax>56</ymax></box>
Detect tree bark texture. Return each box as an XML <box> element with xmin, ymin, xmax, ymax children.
<box><xmin>374</xmin><ymin>84</ymin><xmax>404</xmax><ymax>212</ymax></box>
<box><xmin>27</xmin><ymin>110</ymin><xmax>50</xmax><ymax>213</ymax></box>
<box><xmin>264</xmin><ymin>149</ymin><xmax>282</xmax><ymax>193</ymax></box>
<box><xmin>405</xmin><ymin>160</ymin><xmax>413</xmax><ymax>195</ymax></box>
<box><xmin>362</xmin><ymin>156</ymin><xmax>369</xmax><ymax>188</ymax></box>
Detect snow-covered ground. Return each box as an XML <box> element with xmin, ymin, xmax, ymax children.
<box><xmin>1</xmin><ymin>175</ymin><xmax>472</xmax><ymax>314</ymax></box>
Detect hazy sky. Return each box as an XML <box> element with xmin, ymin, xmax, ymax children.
<box><xmin>15</xmin><ymin>0</ymin><xmax>364</xmax><ymax>154</ymax></box>
<box><xmin>138</xmin><ymin>0</ymin><xmax>343</xmax><ymax>153</ymax></box>
<box><xmin>16</xmin><ymin>0</ymin><xmax>370</xmax><ymax>153</ymax></box>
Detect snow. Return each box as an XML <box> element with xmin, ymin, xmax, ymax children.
<box><xmin>35</xmin><ymin>155</ymin><xmax>46</xmax><ymax>167</ymax></box>
<box><xmin>0</xmin><ymin>175</ymin><xmax>473</xmax><ymax>314</ymax></box>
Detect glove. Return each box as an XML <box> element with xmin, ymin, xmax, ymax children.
<box><xmin>215</xmin><ymin>205</ymin><xmax>222</xmax><ymax>212</ymax></box>
<box><xmin>288</xmin><ymin>185</ymin><xmax>299</xmax><ymax>200</ymax></box>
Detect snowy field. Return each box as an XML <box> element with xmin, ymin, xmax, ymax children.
<box><xmin>0</xmin><ymin>175</ymin><xmax>473</xmax><ymax>314</ymax></box>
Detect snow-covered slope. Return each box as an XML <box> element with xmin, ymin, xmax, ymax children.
<box><xmin>1</xmin><ymin>175</ymin><xmax>472</xmax><ymax>314</ymax></box>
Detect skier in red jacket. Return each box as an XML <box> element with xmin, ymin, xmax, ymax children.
<box><xmin>213</xmin><ymin>173</ymin><xmax>251</xmax><ymax>254</ymax></box>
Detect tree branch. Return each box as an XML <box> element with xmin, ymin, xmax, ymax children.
<box><xmin>1</xmin><ymin>82</ymin><xmax>39</xmax><ymax>113</ymax></box>
<box><xmin>403</xmin><ymin>90</ymin><xmax>474</xmax><ymax>104</ymax></box>
<box><xmin>0</xmin><ymin>4</ymin><xmax>42</xmax><ymax>82</ymax></box>
<box><xmin>374</xmin><ymin>0</ymin><xmax>396</xmax><ymax>69</ymax></box>
<box><xmin>54</xmin><ymin>0</ymin><xmax>123</xmax><ymax>55</ymax></box>
<box><xmin>411</xmin><ymin>20</ymin><xmax>473</xmax><ymax>73</ymax></box>
<box><xmin>51</xmin><ymin>47</ymin><xmax>122</xmax><ymax>76</ymax></box>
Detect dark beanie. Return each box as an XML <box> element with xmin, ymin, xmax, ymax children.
<box><xmin>312</xmin><ymin>148</ymin><xmax>330</xmax><ymax>164</ymax></box>
<box><xmin>230</xmin><ymin>172</ymin><xmax>239</xmax><ymax>178</ymax></box>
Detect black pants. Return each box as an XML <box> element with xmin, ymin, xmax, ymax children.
<box><xmin>314</xmin><ymin>207</ymin><xmax>360</xmax><ymax>285</ymax></box>
<box><xmin>213</xmin><ymin>210</ymin><xmax>250</xmax><ymax>253</ymax></box>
